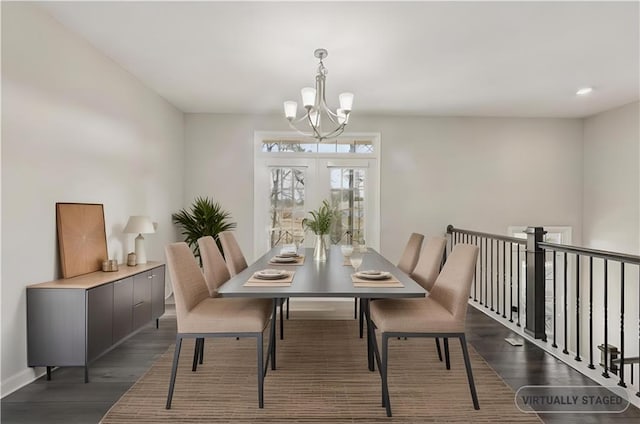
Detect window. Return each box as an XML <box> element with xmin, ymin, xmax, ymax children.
<box><xmin>254</xmin><ymin>132</ymin><xmax>380</xmax><ymax>259</ymax></box>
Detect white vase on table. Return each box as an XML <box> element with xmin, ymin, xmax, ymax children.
<box><xmin>313</xmin><ymin>234</ymin><xmax>327</xmax><ymax>261</ymax></box>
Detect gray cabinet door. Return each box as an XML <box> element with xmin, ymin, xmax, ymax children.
<box><xmin>151</xmin><ymin>266</ymin><xmax>166</xmax><ymax>320</ymax></box>
<box><xmin>87</xmin><ymin>284</ymin><xmax>114</xmax><ymax>362</ymax></box>
<box><xmin>132</xmin><ymin>271</ymin><xmax>152</xmax><ymax>330</ymax></box>
<box><xmin>27</xmin><ymin>288</ymin><xmax>86</xmax><ymax>367</ymax></box>
<box><xmin>113</xmin><ymin>277</ymin><xmax>133</xmax><ymax>342</ymax></box>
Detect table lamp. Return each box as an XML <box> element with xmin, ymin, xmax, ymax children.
<box><xmin>123</xmin><ymin>216</ymin><xmax>155</xmax><ymax>264</ymax></box>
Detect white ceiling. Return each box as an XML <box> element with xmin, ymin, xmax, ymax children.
<box><xmin>38</xmin><ymin>1</ymin><xmax>639</xmax><ymax>118</ymax></box>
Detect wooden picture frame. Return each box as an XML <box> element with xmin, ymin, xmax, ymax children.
<box><xmin>56</xmin><ymin>203</ymin><xmax>108</xmax><ymax>278</ymax></box>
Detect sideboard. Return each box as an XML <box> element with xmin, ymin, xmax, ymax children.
<box><xmin>27</xmin><ymin>262</ymin><xmax>166</xmax><ymax>382</ymax></box>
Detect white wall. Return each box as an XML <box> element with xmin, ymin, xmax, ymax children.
<box><xmin>581</xmin><ymin>101</ymin><xmax>639</xmax><ymax>360</ymax></box>
<box><xmin>583</xmin><ymin>101</ymin><xmax>639</xmax><ymax>254</ymax></box>
<box><xmin>1</xmin><ymin>3</ymin><xmax>184</xmax><ymax>396</ymax></box>
<box><xmin>185</xmin><ymin>114</ymin><xmax>584</xmax><ymax>264</ymax></box>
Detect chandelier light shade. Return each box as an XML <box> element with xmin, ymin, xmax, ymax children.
<box><xmin>283</xmin><ymin>48</ymin><xmax>354</xmax><ymax>142</ymax></box>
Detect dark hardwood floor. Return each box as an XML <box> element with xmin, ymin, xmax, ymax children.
<box><xmin>2</xmin><ymin>301</ymin><xmax>639</xmax><ymax>423</ymax></box>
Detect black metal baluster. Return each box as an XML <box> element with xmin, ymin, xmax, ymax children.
<box><xmin>588</xmin><ymin>257</ymin><xmax>594</xmax><ymax>369</ymax></box>
<box><xmin>509</xmin><ymin>242</ymin><xmax>514</xmax><ymax>323</ymax></box>
<box><xmin>516</xmin><ymin>245</ymin><xmax>521</xmax><ymax>327</ymax></box>
<box><xmin>602</xmin><ymin>260</ymin><xmax>609</xmax><ymax>378</ymax></box>
<box><xmin>524</xmin><ymin>248</ymin><xmax>528</xmax><ymax>328</ymax></box>
<box><xmin>479</xmin><ymin>237</ymin><xmax>484</xmax><ymax>305</ymax></box>
<box><xmin>473</xmin><ymin>235</ymin><xmax>478</xmax><ymax>302</ymax></box>
<box><xmin>618</xmin><ymin>262</ymin><xmax>626</xmax><ymax>388</ymax></box>
<box><xmin>563</xmin><ymin>252</ymin><xmax>568</xmax><ymax>354</ymax></box>
<box><xmin>484</xmin><ymin>238</ymin><xmax>488</xmax><ymax>308</ymax></box>
<box><xmin>489</xmin><ymin>239</ymin><xmax>496</xmax><ymax>311</ymax></box>
<box><xmin>502</xmin><ymin>241</ymin><xmax>506</xmax><ymax>318</ymax></box>
<box><xmin>575</xmin><ymin>254</ymin><xmax>581</xmax><ymax>361</ymax></box>
<box><xmin>552</xmin><ymin>250</ymin><xmax>557</xmax><ymax>348</ymax></box>
<box><xmin>467</xmin><ymin>234</ymin><xmax>472</xmax><ymax>299</ymax></box>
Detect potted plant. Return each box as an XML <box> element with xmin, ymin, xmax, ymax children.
<box><xmin>171</xmin><ymin>196</ymin><xmax>236</xmax><ymax>263</ymax></box>
<box><xmin>302</xmin><ymin>200</ymin><xmax>337</xmax><ymax>261</ymax></box>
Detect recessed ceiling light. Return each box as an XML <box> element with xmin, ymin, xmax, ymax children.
<box><xmin>576</xmin><ymin>87</ymin><xmax>593</xmax><ymax>96</ymax></box>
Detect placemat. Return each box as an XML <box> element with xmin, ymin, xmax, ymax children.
<box><xmin>268</xmin><ymin>255</ymin><xmax>305</xmax><ymax>266</ymax></box>
<box><xmin>352</xmin><ymin>273</ymin><xmax>404</xmax><ymax>288</ymax></box>
<box><xmin>244</xmin><ymin>270</ymin><xmax>295</xmax><ymax>287</ymax></box>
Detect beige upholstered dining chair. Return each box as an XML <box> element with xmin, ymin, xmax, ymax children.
<box><xmin>369</xmin><ymin>243</ymin><xmax>480</xmax><ymax>416</ymax></box>
<box><xmin>219</xmin><ymin>231</ymin><xmax>248</xmax><ymax>277</ymax></box>
<box><xmin>409</xmin><ymin>236</ymin><xmax>448</xmax><ymax>362</ymax></box>
<box><xmin>410</xmin><ymin>236</ymin><xmax>447</xmax><ymax>291</ymax></box>
<box><xmin>198</xmin><ymin>236</ymin><xmax>231</xmax><ymax>297</ymax></box>
<box><xmin>219</xmin><ymin>231</ymin><xmax>289</xmax><ymax>340</ymax></box>
<box><xmin>164</xmin><ymin>242</ymin><xmax>273</xmax><ymax>409</ymax></box>
<box><xmin>396</xmin><ymin>232</ymin><xmax>425</xmax><ymax>274</ymax></box>
<box><xmin>189</xmin><ymin>235</ymin><xmax>232</xmax><ymax>371</ymax></box>
<box><xmin>357</xmin><ymin>232</ymin><xmax>425</xmax><ymax>338</ymax></box>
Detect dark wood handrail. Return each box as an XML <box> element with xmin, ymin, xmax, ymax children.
<box><xmin>446</xmin><ymin>225</ymin><xmax>526</xmax><ymax>245</ymax></box>
<box><xmin>538</xmin><ymin>241</ymin><xmax>640</xmax><ymax>265</ymax></box>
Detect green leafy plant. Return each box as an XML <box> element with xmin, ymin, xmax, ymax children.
<box><xmin>171</xmin><ymin>196</ymin><xmax>236</xmax><ymax>260</ymax></box>
<box><xmin>302</xmin><ymin>200</ymin><xmax>337</xmax><ymax>235</ymax></box>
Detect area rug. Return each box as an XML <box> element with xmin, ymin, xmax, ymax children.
<box><xmin>101</xmin><ymin>320</ymin><xmax>540</xmax><ymax>423</ymax></box>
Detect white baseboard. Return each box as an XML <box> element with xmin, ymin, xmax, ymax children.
<box><xmin>1</xmin><ymin>367</ymin><xmax>44</xmax><ymax>399</ymax></box>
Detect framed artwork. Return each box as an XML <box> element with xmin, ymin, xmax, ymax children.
<box><xmin>56</xmin><ymin>203</ymin><xmax>108</xmax><ymax>278</ymax></box>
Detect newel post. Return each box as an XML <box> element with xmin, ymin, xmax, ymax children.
<box><xmin>525</xmin><ymin>226</ymin><xmax>547</xmax><ymax>340</ymax></box>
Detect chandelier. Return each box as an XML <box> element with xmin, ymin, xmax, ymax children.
<box><xmin>283</xmin><ymin>48</ymin><xmax>354</xmax><ymax>142</ymax></box>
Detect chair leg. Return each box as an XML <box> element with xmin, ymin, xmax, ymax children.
<box><xmin>444</xmin><ymin>338</ymin><xmax>451</xmax><ymax>370</ymax></box>
<box><xmin>359</xmin><ymin>298</ymin><xmax>365</xmax><ymax>338</ymax></box>
<box><xmin>435</xmin><ymin>338</ymin><xmax>443</xmax><ymax>362</ymax></box>
<box><xmin>382</xmin><ymin>334</ymin><xmax>392</xmax><ymax>417</ymax></box>
<box><xmin>460</xmin><ymin>335</ymin><xmax>480</xmax><ymax>410</ymax></box>
<box><xmin>264</xmin><ymin>316</ymin><xmax>275</xmax><ymax>377</ymax></box>
<box><xmin>192</xmin><ymin>338</ymin><xmax>202</xmax><ymax>372</ymax></box>
<box><xmin>257</xmin><ymin>333</ymin><xmax>264</xmax><ymax>408</ymax></box>
<box><xmin>367</xmin><ymin>323</ymin><xmax>384</xmax><ymax>406</ymax></box>
<box><xmin>166</xmin><ymin>336</ymin><xmax>183</xmax><ymax>409</ymax></box>
<box><xmin>368</xmin><ymin>316</ymin><xmax>383</xmax><ymax>378</ymax></box>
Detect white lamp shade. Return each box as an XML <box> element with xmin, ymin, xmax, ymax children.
<box><xmin>284</xmin><ymin>101</ymin><xmax>298</xmax><ymax>119</ymax></box>
<box><xmin>123</xmin><ymin>216</ymin><xmax>155</xmax><ymax>234</ymax></box>
<box><xmin>301</xmin><ymin>87</ymin><xmax>316</xmax><ymax>108</ymax></box>
<box><xmin>339</xmin><ymin>92</ymin><xmax>354</xmax><ymax>112</ymax></box>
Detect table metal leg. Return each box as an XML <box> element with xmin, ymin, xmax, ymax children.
<box><xmin>271</xmin><ymin>299</ymin><xmax>277</xmax><ymax>370</ymax></box>
<box><xmin>279</xmin><ymin>298</ymin><xmax>284</xmax><ymax>340</ymax></box>
<box><xmin>359</xmin><ymin>298</ymin><xmax>365</xmax><ymax>338</ymax></box>
<box><xmin>364</xmin><ymin>299</ymin><xmax>375</xmax><ymax>371</ymax></box>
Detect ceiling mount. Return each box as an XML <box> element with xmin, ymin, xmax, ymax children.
<box><xmin>314</xmin><ymin>48</ymin><xmax>328</xmax><ymax>60</ymax></box>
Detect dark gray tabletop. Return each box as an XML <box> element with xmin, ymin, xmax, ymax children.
<box><xmin>217</xmin><ymin>245</ymin><xmax>427</xmax><ymax>299</ymax></box>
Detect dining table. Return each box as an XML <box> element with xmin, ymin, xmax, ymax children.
<box><xmin>217</xmin><ymin>245</ymin><xmax>427</xmax><ymax>372</ymax></box>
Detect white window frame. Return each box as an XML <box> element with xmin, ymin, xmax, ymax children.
<box><xmin>254</xmin><ymin>131</ymin><xmax>381</xmax><ymax>260</ymax></box>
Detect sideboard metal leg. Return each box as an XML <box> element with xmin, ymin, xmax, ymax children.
<box><xmin>46</xmin><ymin>366</ymin><xmax>52</xmax><ymax>380</ymax></box>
